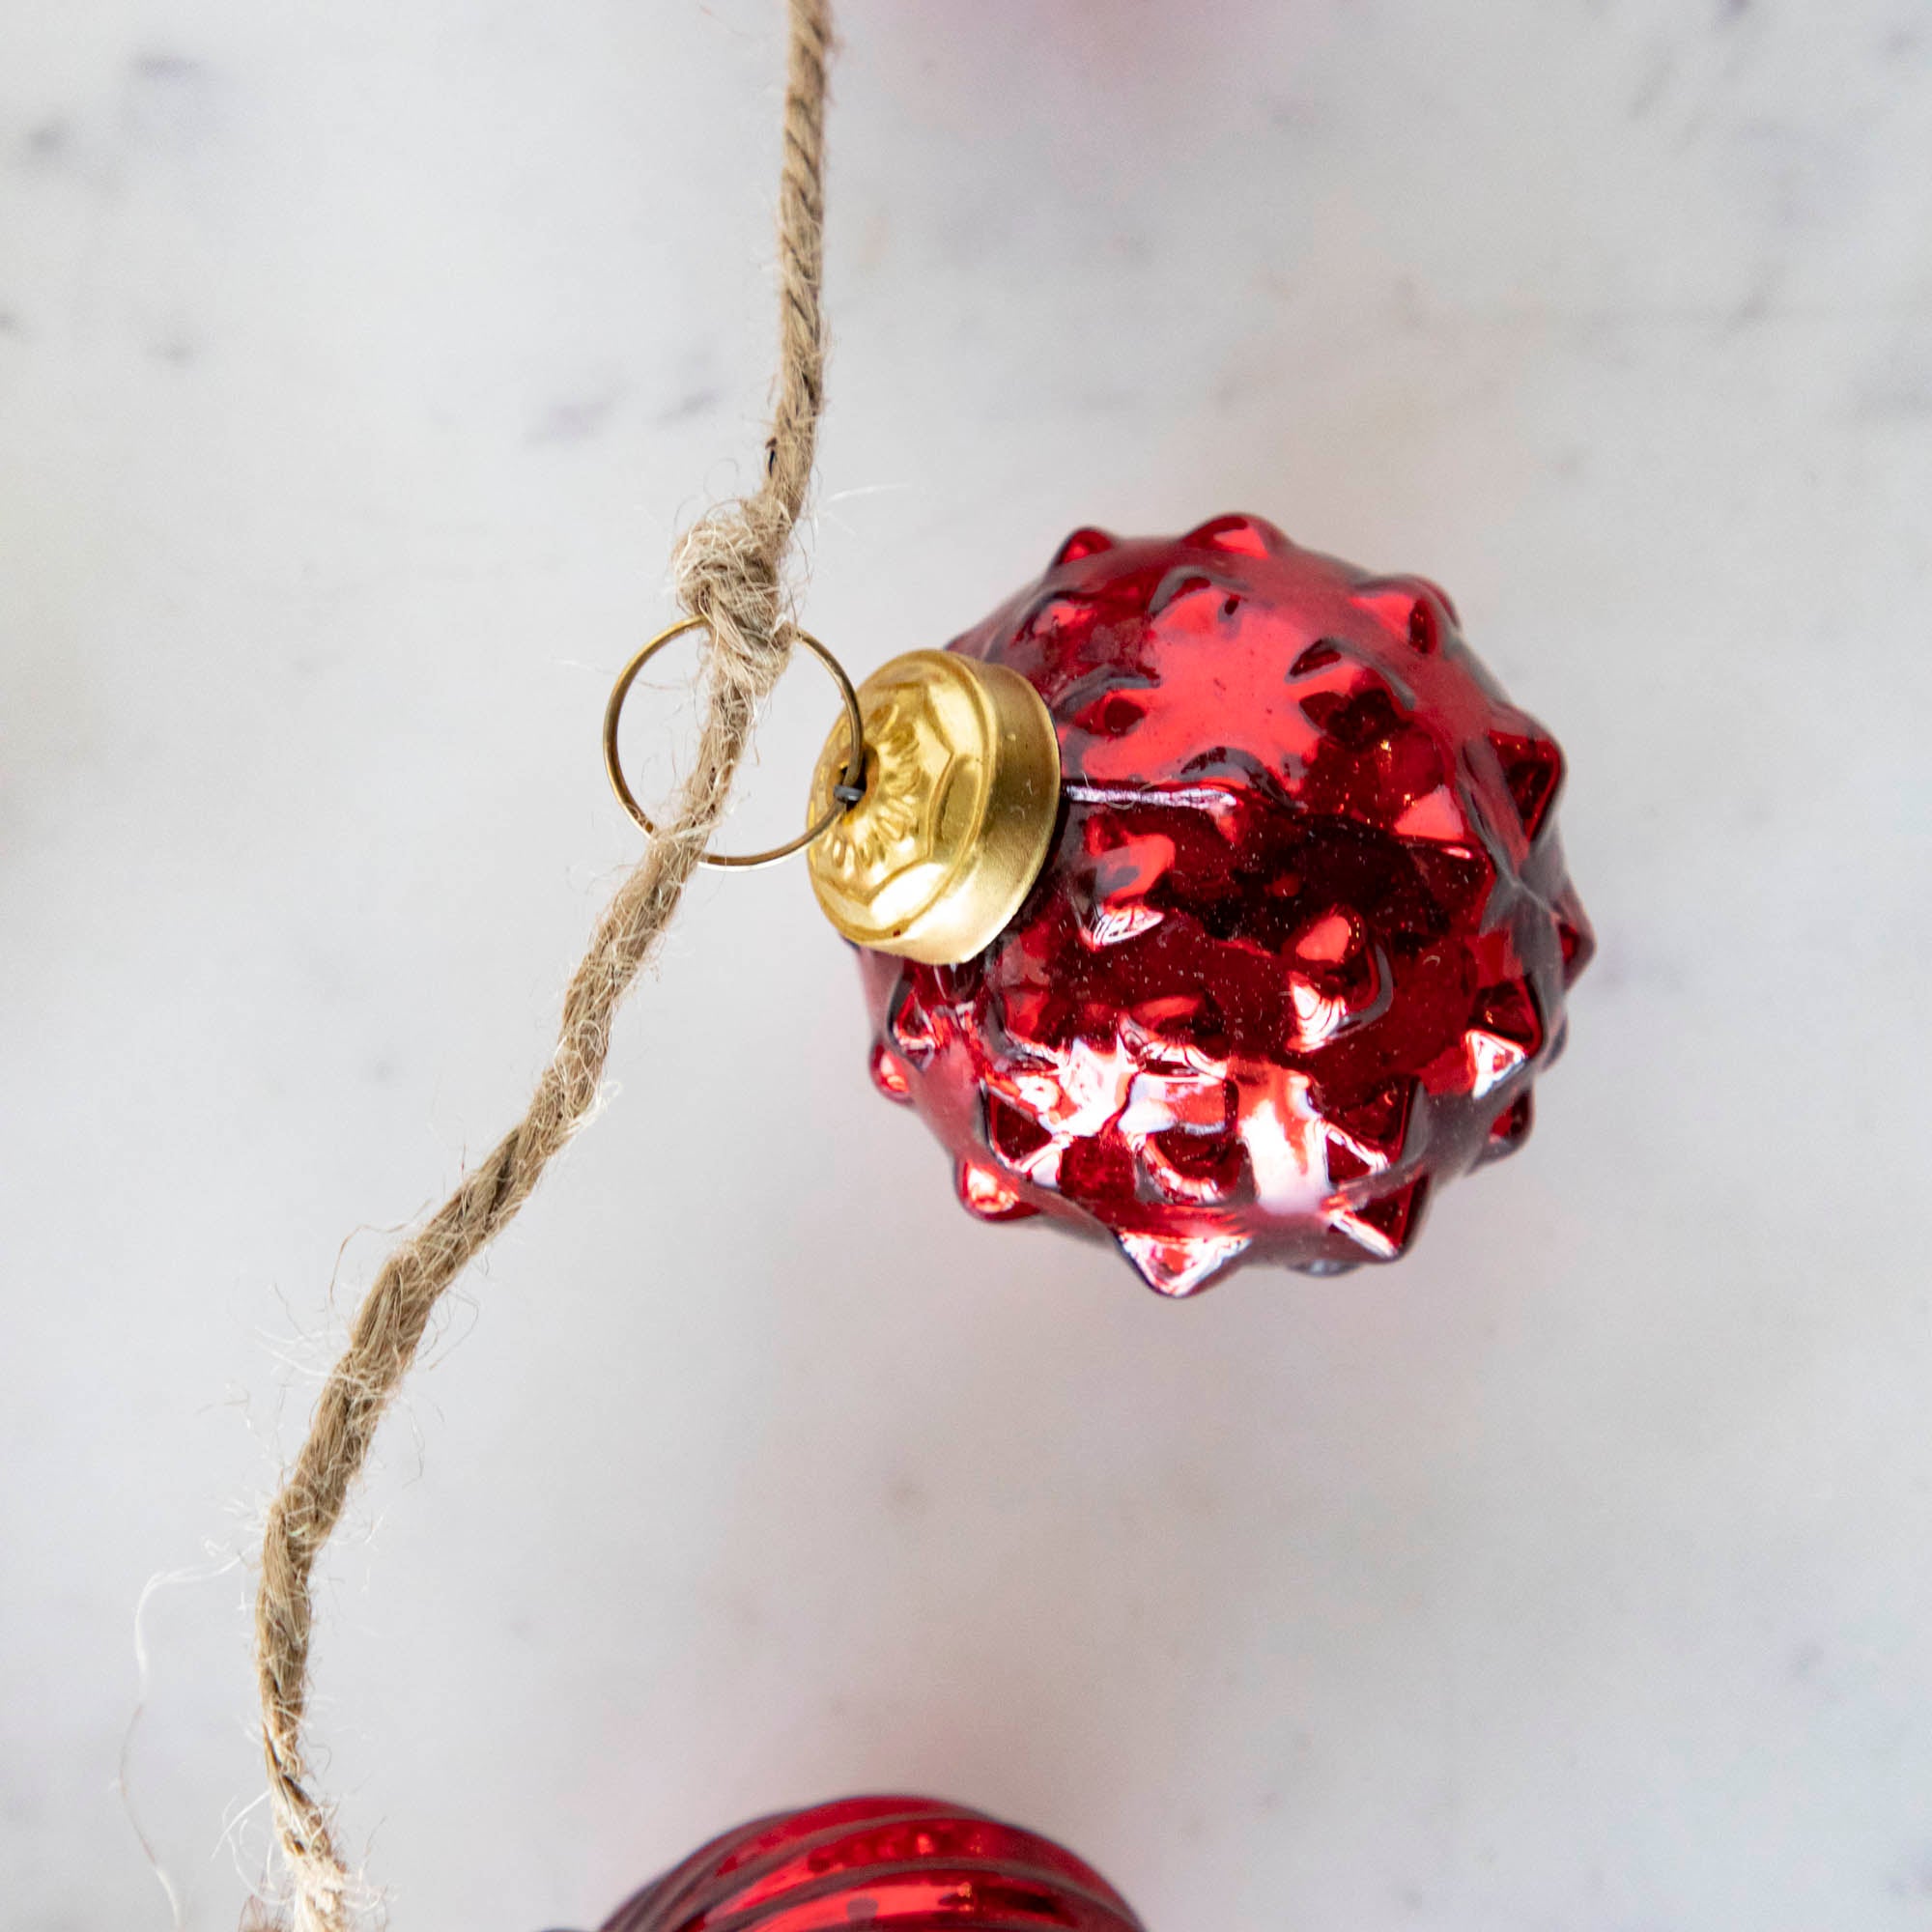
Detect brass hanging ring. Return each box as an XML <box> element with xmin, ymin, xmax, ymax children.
<box><xmin>602</xmin><ymin>616</ymin><xmax>867</xmax><ymax>869</ymax></box>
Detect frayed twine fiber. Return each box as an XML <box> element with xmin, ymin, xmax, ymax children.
<box><xmin>250</xmin><ymin>5</ymin><xmax>833</xmax><ymax>1926</ymax></box>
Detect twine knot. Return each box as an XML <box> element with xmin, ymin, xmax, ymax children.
<box><xmin>671</xmin><ymin>500</ymin><xmax>799</xmax><ymax>707</ymax></box>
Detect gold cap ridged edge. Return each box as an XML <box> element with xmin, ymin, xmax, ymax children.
<box><xmin>806</xmin><ymin>651</ymin><xmax>1062</xmax><ymax>965</ymax></box>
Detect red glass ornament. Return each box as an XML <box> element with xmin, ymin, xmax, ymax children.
<box><xmin>596</xmin><ymin>1796</ymin><xmax>1146</xmax><ymax>1932</ymax></box>
<box><xmin>858</xmin><ymin>514</ymin><xmax>1593</xmax><ymax>1294</ymax></box>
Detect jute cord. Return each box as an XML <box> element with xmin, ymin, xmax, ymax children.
<box><xmin>250</xmin><ymin>5</ymin><xmax>832</xmax><ymax>1925</ymax></box>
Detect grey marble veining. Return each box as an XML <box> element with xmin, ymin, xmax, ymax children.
<box><xmin>2</xmin><ymin>3</ymin><xmax>1930</xmax><ymax>1928</ymax></box>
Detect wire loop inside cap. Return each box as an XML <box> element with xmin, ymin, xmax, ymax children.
<box><xmin>602</xmin><ymin>615</ymin><xmax>867</xmax><ymax>868</ymax></box>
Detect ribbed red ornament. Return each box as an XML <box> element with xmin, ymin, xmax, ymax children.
<box><xmin>595</xmin><ymin>1796</ymin><xmax>1146</xmax><ymax>1932</ymax></box>
<box><xmin>858</xmin><ymin>514</ymin><xmax>1593</xmax><ymax>1293</ymax></box>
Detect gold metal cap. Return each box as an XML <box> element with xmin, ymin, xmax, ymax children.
<box><xmin>806</xmin><ymin>650</ymin><xmax>1062</xmax><ymax>965</ymax></box>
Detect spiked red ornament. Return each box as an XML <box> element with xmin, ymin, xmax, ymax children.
<box><xmin>596</xmin><ymin>1796</ymin><xmax>1145</xmax><ymax>1932</ymax></box>
<box><xmin>857</xmin><ymin>515</ymin><xmax>1592</xmax><ymax>1294</ymax></box>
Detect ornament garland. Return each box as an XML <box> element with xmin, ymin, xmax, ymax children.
<box><xmin>246</xmin><ymin>1</ymin><xmax>1590</xmax><ymax>1926</ymax></box>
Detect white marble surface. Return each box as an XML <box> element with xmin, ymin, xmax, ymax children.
<box><xmin>5</xmin><ymin>2</ymin><xmax>1932</xmax><ymax>1927</ymax></box>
